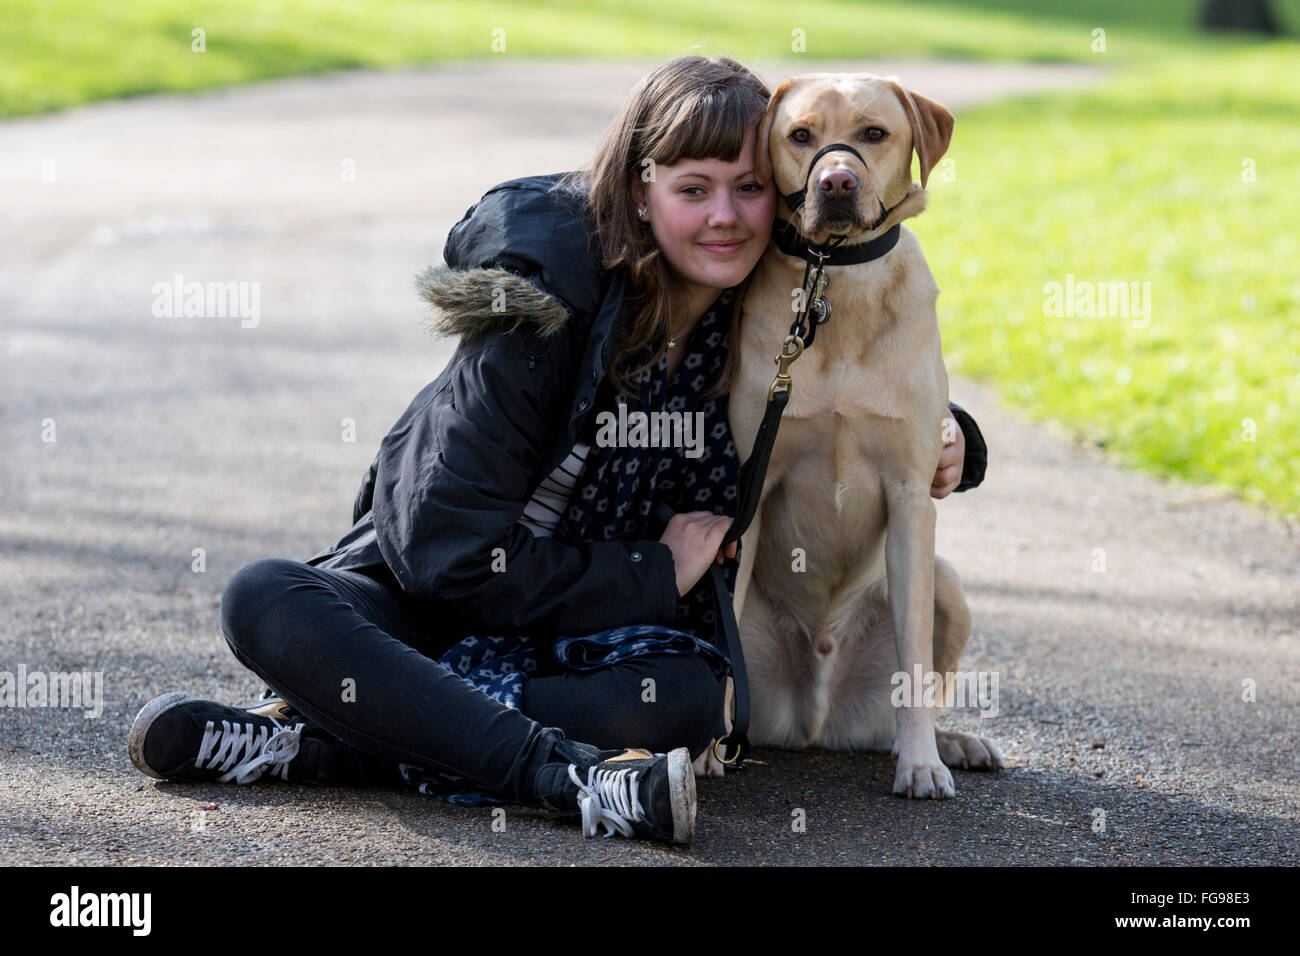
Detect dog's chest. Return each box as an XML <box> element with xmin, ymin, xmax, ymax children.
<box><xmin>734</xmin><ymin>239</ymin><xmax>947</xmax><ymax>614</ymax></box>
<box><xmin>770</xmin><ymin>359</ymin><xmax>924</xmax><ymax>496</ymax></box>
<box><xmin>756</xmin><ymin>401</ymin><xmax>894</xmax><ymax>590</ymax></box>
<box><xmin>743</xmin><ymin>304</ymin><xmax>946</xmax><ymax>616</ymax></box>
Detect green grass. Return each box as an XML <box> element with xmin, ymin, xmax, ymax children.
<box><xmin>4</xmin><ymin>0</ymin><xmax>1299</xmax><ymax>118</ymax></box>
<box><xmin>914</xmin><ymin>44</ymin><xmax>1300</xmax><ymax>518</ymax></box>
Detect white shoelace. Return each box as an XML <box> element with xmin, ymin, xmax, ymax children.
<box><xmin>195</xmin><ymin>718</ymin><xmax>304</xmax><ymax>784</ymax></box>
<box><xmin>568</xmin><ymin>763</ymin><xmax>646</xmax><ymax>838</ymax></box>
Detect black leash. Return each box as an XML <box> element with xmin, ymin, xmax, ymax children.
<box><xmin>654</xmin><ymin>143</ymin><xmax>907</xmax><ymax>768</ymax></box>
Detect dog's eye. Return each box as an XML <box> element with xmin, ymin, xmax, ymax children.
<box><xmin>865</xmin><ymin>127</ymin><xmax>887</xmax><ymax>142</ymax></box>
<box><xmin>789</xmin><ymin>129</ymin><xmax>811</xmax><ymax>145</ymax></box>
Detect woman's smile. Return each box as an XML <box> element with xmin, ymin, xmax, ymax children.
<box><xmin>697</xmin><ymin>238</ymin><xmax>746</xmax><ymax>255</ymax></box>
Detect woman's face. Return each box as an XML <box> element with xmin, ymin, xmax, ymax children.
<box><xmin>631</xmin><ymin>126</ymin><xmax>776</xmax><ymax>299</ymax></box>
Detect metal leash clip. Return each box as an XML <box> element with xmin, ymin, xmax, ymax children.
<box><xmin>768</xmin><ymin>333</ymin><xmax>805</xmax><ymax>402</ymax></box>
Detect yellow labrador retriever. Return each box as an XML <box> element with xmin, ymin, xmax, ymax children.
<box><xmin>703</xmin><ymin>73</ymin><xmax>1004</xmax><ymax>796</ymax></box>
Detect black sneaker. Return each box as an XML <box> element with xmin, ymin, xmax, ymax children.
<box><xmin>531</xmin><ymin>738</ymin><xmax>696</xmax><ymax>844</ymax></box>
<box><xmin>128</xmin><ymin>692</ymin><xmax>340</xmax><ymax>785</ymax></box>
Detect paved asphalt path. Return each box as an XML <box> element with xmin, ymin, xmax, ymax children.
<box><xmin>2</xmin><ymin>59</ymin><xmax>1296</xmax><ymax>866</ymax></box>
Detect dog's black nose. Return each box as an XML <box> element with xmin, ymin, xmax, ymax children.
<box><xmin>818</xmin><ymin>168</ymin><xmax>858</xmax><ymax>197</ymax></box>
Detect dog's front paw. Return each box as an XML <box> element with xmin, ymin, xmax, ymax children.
<box><xmin>936</xmin><ymin>729</ymin><xmax>1006</xmax><ymax>770</ymax></box>
<box><xmin>893</xmin><ymin>758</ymin><xmax>955</xmax><ymax>799</ymax></box>
<box><xmin>693</xmin><ymin>742</ymin><xmax>726</xmax><ymax>778</ymax></box>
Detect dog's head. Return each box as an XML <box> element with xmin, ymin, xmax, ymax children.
<box><xmin>754</xmin><ymin>73</ymin><xmax>953</xmax><ymax>244</ymax></box>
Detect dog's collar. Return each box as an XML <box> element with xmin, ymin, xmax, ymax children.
<box><xmin>772</xmin><ymin>218</ymin><xmax>901</xmax><ymax>266</ymax></box>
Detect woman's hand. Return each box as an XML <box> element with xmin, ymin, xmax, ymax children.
<box><xmin>931</xmin><ymin>415</ymin><xmax>965</xmax><ymax>499</ymax></box>
<box><xmin>659</xmin><ymin>511</ymin><xmax>735</xmax><ymax>598</ymax></box>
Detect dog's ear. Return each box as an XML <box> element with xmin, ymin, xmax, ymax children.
<box><xmin>754</xmin><ymin>77</ymin><xmax>796</xmax><ymax>188</ymax></box>
<box><xmin>889</xmin><ymin>80</ymin><xmax>954</xmax><ymax>188</ymax></box>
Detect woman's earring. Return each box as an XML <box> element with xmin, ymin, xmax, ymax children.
<box><xmin>637</xmin><ymin>207</ymin><xmax>648</xmax><ymax>220</ymax></box>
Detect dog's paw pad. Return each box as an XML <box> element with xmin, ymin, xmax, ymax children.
<box><xmin>936</xmin><ymin>730</ymin><xmax>1006</xmax><ymax>771</ymax></box>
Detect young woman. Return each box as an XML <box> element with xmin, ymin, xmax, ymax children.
<box><xmin>127</xmin><ymin>55</ymin><xmax>985</xmax><ymax>846</ymax></box>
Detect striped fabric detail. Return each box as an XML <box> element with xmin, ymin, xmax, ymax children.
<box><xmin>515</xmin><ymin>440</ymin><xmax>592</xmax><ymax>537</ymax></box>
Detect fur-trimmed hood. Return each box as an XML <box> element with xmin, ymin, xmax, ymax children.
<box><xmin>417</xmin><ymin>171</ymin><xmax>605</xmax><ymax>345</ymax></box>
<box><xmin>416</xmin><ymin>264</ymin><xmax>572</xmax><ymax>343</ymax></box>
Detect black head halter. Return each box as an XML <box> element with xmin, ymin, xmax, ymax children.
<box><xmin>782</xmin><ymin>141</ymin><xmax>909</xmax><ymax>237</ymax></box>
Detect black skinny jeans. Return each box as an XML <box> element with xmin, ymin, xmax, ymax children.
<box><xmin>218</xmin><ymin>557</ymin><xmax>725</xmax><ymax>803</ymax></box>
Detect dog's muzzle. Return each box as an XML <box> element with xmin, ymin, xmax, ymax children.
<box><xmin>782</xmin><ymin>141</ymin><xmax>903</xmax><ymax>235</ymax></box>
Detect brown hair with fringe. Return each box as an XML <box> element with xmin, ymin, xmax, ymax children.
<box><xmin>556</xmin><ymin>55</ymin><xmax>771</xmax><ymax>404</ymax></box>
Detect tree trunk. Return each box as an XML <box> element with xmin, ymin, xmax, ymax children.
<box><xmin>1199</xmin><ymin>0</ymin><xmax>1281</xmax><ymax>34</ymax></box>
